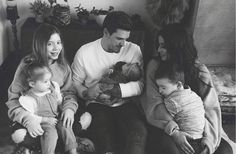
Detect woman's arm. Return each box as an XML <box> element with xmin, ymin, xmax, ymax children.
<box><xmin>60</xmin><ymin>65</ymin><xmax>79</xmax><ymax>128</ymax></box>
<box><xmin>6</xmin><ymin>59</ymin><xmax>38</xmax><ymax>126</ymax></box>
<box><xmin>195</xmin><ymin>64</ymin><xmax>221</xmax><ymax>154</ymax></box>
<box><xmin>60</xmin><ymin>65</ymin><xmax>78</xmax><ymax>113</ymax></box>
<box><xmin>141</xmin><ymin>59</ymin><xmax>178</xmax><ymax>133</ymax></box>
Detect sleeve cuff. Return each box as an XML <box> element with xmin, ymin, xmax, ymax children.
<box><xmin>164</xmin><ymin>120</ymin><xmax>179</xmax><ymax>136</ymax></box>
<box><xmin>119</xmin><ymin>82</ymin><xmax>141</xmax><ymax>98</ymax></box>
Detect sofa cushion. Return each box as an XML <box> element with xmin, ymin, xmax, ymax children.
<box><xmin>207</xmin><ymin>65</ymin><xmax>235</xmax><ymax>124</ymax></box>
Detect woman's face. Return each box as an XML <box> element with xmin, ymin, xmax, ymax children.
<box><xmin>47</xmin><ymin>33</ymin><xmax>62</xmax><ymax>64</ymax></box>
<box><xmin>155</xmin><ymin>36</ymin><xmax>168</xmax><ymax>61</ymax></box>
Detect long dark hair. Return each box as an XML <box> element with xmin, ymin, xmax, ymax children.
<box><xmin>32</xmin><ymin>23</ymin><xmax>68</xmax><ymax>67</ymax></box>
<box><xmin>155</xmin><ymin>23</ymin><xmax>198</xmax><ymax>72</ymax></box>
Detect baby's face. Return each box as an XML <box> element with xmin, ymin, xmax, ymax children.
<box><xmin>32</xmin><ymin>72</ymin><xmax>52</xmax><ymax>92</ymax></box>
<box><xmin>155</xmin><ymin>78</ymin><xmax>178</xmax><ymax>97</ymax></box>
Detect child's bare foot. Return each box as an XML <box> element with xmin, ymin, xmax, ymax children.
<box><xmin>80</xmin><ymin>112</ymin><xmax>92</xmax><ymax>130</ymax></box>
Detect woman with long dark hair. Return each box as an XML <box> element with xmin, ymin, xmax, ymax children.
<box><xmin>142</xmin><ymin>23</ymin><xmax>234</xmax><ymax>154</ymax></box>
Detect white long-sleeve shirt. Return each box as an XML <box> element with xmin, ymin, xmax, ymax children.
<box><xmin>71</xmin><ymin>38</ymin><xmax>143</xmax><ymax>99</ymax></box>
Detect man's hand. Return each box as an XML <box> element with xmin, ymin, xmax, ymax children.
<box><xmin>172</xmin><ymin>130</ymin><xmax>195</xmax><ymax>154</ymax></box>
<box><xmin>86</xmin><ymin>84</ymin><xmax>102</xmax><ymax>99</ymax></box>
<box><xmin>26</xmin><ymin>121</ymin><xmax>44</xmax><ymax>138</ymax></box>
<box><xmin>61</xmin><ymin>109</ymin><xmax>75</xmax><ymax>128</ymax></box>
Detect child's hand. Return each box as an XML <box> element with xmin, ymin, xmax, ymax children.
<box><xmin>171</xmin><ymin>130</ymin><xmax>195</xmax><ymax>154</ymax></box>
<box><xmin>43</xmin><ymin>117</ymin><xmax>58</xmax><ymax>126</ymax></box>
<box><xmin>26</xmin><ymin>121</ymin><xmax>44</xmax><ymax>138</ymax></box>
<box><xmin>99</xmin><ymin>93</ymin><xmax>111</xmax><ymax>100</ymax></box>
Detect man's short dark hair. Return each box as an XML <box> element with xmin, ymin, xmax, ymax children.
<box><xmin>103</xmin><ymin>11</ymin><xmax>132</xmax><ymax>34</ymax></box>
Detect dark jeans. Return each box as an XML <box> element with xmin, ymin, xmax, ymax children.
<box><xmin>87</xmin><ymin>102</ymin><xmax>147</xmax><ymax>154</ymax></box>
<box><xmin>187</xmin><ymin>138</ymin><xmax>203</xmax><ymax>154</ymax></box>
<box><xmin>147</xmin><ymin>125</ymin><xmax>233</xmax><ymax>154</ymax></box>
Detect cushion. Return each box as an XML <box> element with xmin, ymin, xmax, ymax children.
<box><xmin>207</xmin><ymin>65</ymin><xmax>235</xmax><ymax>124</ymax></box>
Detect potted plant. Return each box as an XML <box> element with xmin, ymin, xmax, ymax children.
<box><xmin>49</xmin><ymin>0</ymin><xmax>71</xmax><ymax>26</ymax></box>
<box><xmin>75</xmin><ymin>4</ymin><xmax>90</xmax><ymax>25</ymax></box>
<box><xmin>90</xmin><ymin>6</ymin><xmax>114</xmax><ymax>26</ymax></box>
<box><xmin>30</xmin><ymin>0</ymin><xmax>52</xmax><ymax>23</ymax></box>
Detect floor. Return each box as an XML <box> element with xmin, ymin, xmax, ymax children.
<box><xmin>0</xmin><ymin>123</ymin><xmax>235</xmax><ymax>154</ymax></box>
<box><xmin>0</xmin><ymin>106</ymin><xmax>235</xmax><ymax>154</ymax></box>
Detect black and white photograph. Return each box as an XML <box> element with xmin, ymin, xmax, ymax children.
<box><xmin>0</xmin><ymin>0</ymin><xmax>235</xmax><ymax>153</ymax></box>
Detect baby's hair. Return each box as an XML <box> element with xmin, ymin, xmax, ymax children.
<box><xmin>126</xmin><ymin>63</ymin><xmax>141</xmax><ymax>81</ymax></box>
<box><xmin>25</xmin><ymin>62</ymin><xmax>52</xmax><ymax>83</ymax></box>
<box><xmin>113</xmin><ymin>61</ymin><xmax>126</xmax><ymax>72</ymax></box>
<box><xmin>114</xmin><ymin>61</ymin><xmax>141</xmax><ymax>81</ymax></box>
<box><xmin>155</xmin><ymin>63</ymin><xmax>185</xmax><ymax>84</ymax></box>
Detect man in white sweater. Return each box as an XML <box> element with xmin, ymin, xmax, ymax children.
<box><xmin>72</xmin><ymin>11</ymin><xmax>147</xmax><ymax>154</ymax></box>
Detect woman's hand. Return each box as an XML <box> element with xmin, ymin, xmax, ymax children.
<box><xmin>26</xmin><ymin>121</ymin><xmax>44</xmax><ymax>138</ymax></box>
<box><xmin>200</xmin><ymin>145</ymin><xmax>209</xmax><ymax>154</ymax></box>
<box><xmin>172</xmin><ymin>130</ymin><xmax>195</xmax><ymax>154</ymax></box>
<box><xmin>61</xmin><ymin>109</ymin><xmax>75</xmax><ymax>128</ymax></box>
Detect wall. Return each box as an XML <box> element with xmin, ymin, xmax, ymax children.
<box><xmin>1</xmin><ymin>0</ymin><xmax>153</xmax><ymax>62</ymax></box>
<box><xmin>0</xmin><ymin>0</ymin><xmax>235</xmax><ymax>65</ymax></box>
<box><xmin>0</xmin><ymin>0</ymin><xmax>9</xmax><ymax>65</ymax></box>
<box><xmin>194</xmin><ymin>0</ymin><xmax>235</xmax><ymax>65</ymax></box>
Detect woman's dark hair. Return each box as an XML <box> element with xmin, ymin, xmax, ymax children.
<box><xmin>155</xmin><ymin>62</ymin><xmax>185</xmax><ymax>84</ymax></box>
<box><xmin>103</xmin><ymin>11</ymin><xmax>132</xmax><ymax>34</ymax></box>
<box><xmin>155</xmin><ymin>23</ymin><xmax>198</xmax><ymax>72</ymax></box>
<box><xmin>32</xmin><ymin>23</ymin><xmax>68</xmax><ymax>67</ymax></box>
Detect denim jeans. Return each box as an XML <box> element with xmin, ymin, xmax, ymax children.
<box><xmin>87</xmin><ymin>102</ymin><xmax>147</xmax><ymax>154</ymax></box>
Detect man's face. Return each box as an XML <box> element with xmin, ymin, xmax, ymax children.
<box><xmin>106</xmin><ymin>29</ymin><xmax>130</xmax><ymax>53</ymax></box>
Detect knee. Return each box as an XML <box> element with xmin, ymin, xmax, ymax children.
<box><xmin>127</xmin><ymin>124</ymin><xmax>147</xmax><ymax>145</ymax></box>
<box><xmin>44</xmin><ymin>128</ymin><xmax>58</xmax><ymax>138</ymax></box>
<box><xmin>12</xmin><ymin>129</ymin><xmax>27</xmax><ymax>144</ymax></box>
<box><xmin>130</xmin><ymin>122</ymin><xmax>147</xmax><ymax>139</ymax></box>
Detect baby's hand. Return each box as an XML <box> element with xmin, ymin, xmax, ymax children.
<box><xmin>42</xmin><ymin>117</ymin><xmax>58</xmax><ymax>126</ymax></box>
<box><xmin>99</xmin><ymin>93</ymin><xmax>111</xmax><ymax>100</ymax></box>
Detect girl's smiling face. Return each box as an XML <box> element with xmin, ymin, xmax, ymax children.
<box><xmin>47</xmin><ymin>33</ymin><xmax>62</xmax><ymax>64</ymax></box>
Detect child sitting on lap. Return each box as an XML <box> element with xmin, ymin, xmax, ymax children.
<box><xmin>155</xmin><ymin>64</ymin><xmax>205</xmax><ymax>154</ymax></box>
<box><xmin>12</xmin><ymin>62</ymin><xmax>91</xmax><ymax>154</ymax></box>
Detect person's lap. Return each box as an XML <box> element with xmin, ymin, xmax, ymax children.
<box><xmin>113</xmin><ymin>102</ymin><xmax>147</xmax><ymax>154</ymax></box>
<box><xmin>87</xmin><ymin>103</ymin><xmax>117</xmax><ymax>153</ymax></box>
<box><xmin>147</xmin><ymin>125</ymin><xmax>233</xmax><ymax>154</ymax></box>
<box><xmin>87</xmin><ymin>102</ymin><xmax>147</xmax><ymax>154</ymax></box>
